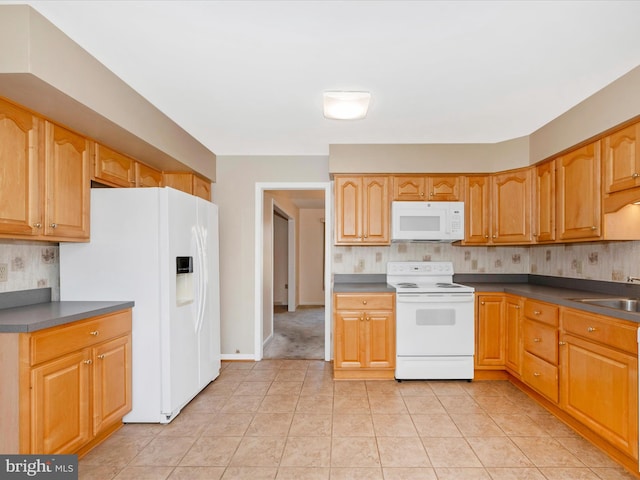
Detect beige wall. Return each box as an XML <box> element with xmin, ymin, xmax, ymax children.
<box><xmin>299</xmin><ymin>208</ymin><xmax>326</xmax><ymax>305</ymax></box>
<box><xmin>212</xmin><ymin>156</ymin><xmax>329</xmax><ymax>357</ymax></box>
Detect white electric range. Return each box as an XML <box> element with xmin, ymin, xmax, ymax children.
<box><xmin>387</xmin><ymin>261</ymin><xmax>475</xmax><ymax>380</ymax></box>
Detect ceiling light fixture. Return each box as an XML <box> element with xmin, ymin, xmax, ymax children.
<box><xmin>323</xmin><ymin>91</ymin><xmax>371</xmax><ymax>120</ymax></box>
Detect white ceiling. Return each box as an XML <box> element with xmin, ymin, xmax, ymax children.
<box><xmin>5</xmin><ymin>1</ymin><xmax>640</xmax><ymax>156</ymax></box>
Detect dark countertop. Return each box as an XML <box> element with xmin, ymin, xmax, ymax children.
<box><xmin>333</xmin><ymin>273</ymin><xmax>640</xmax><ymax>324</ymax></box>
<box><xmin>0</xmin><ymin>301</ymin><xmax>135</xmax><ymax>333</ymax></box>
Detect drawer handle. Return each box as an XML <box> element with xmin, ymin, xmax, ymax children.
<box><xmin>362</xmin><ymin>300</ymin><xmax>367</xmax><ymax>305</ymax></box>
<box><xmin>533</xmin><ymin>372</ymin><xmax>541</xmax><ymax>377</ymax></box>
<box><xmin>533</xmin><ymin>338</ymin><xmax>541</xmax><ymax>343</ymax></box>
<box><xmin>533</xmin><ymin>310</ymin><xmax>541</xmax><ymax>315</ymax></box>
<box><xmin>89</xmin><ymin>330</ymin><xmax>99</xmax><ymax>336</ymax></box>
<box><xmin>587</xmin><ymin>326</ymin><xmax>597</xmax><ymax>333</ymax></box>
<box><xmin>97</xmin><ymin>354</ymin><xmax>106</xmax><ymax>360</ymax></box>
<box><xmin>83</xmin><ymin>359</ymin><xmax>93</xmax><ymax>365</ymax></box>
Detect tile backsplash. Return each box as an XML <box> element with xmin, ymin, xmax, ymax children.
<box><xmin>333</xmin><ymin>240</ymin><xmax>640</xmax><ymax>283</ymax></box>
<box><xmin>0</xmin><ymin>240</ymin><xmax>60</xmax><ymax>299</ymax></box>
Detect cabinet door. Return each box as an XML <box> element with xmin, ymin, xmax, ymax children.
<box><xmin>365</xmin><ymin>310</ymin><xmax>394</xmax><ymax>369</ymax></box>
<box><xmin>44</xmin><ymin>122</ymin><xmax>91</xmax><ymax>240</ymax></box>
<box><xmin>0</xmin><ymin>99</ymin><xmax>42</xmax><ymax>236</ymax></box>
<box><xmin>556</xmin><ymin>142</ymin><xmax>601</xmax><ymax>240</ymax></box>
<box><xmin>92</xmin><ymin>335</ymin><xmax>132</xmax><ymax>436</ymax></box>
<box><xmin>505</xmin><ymin>296</ymin><xmax>522</xmax><ymax>376</ymax></box>
<box><xmin>163</xmin><ymin>172</ymin><xmax>193</xmax><ymax>194</ymax></box>
<box><xmin>335</xmin><ymin>176</ymin><xmax>362</xmax><ymax>243</ymax></box>
<box><xmin>135</xmin><ymin>162</ymin><xmax>163</xmax><ymax>187</ymax></box>
<box><xmin>31</xmin><ymin>350</ymin><xmax>91</xmax><ymax>454</ymax></box>
<box><xmin>361</xmin><ymin>176</ymin><xmax>389</xmax><ymax>244</ymax></box>
<box><xmin>603</xmin><ymin>123</ymin><xmax>640</xmax><ymax>194</ymax></box>
<box><xmin>560</xmin><ymin>333</ymin><xmax>638</xmax><ymax>458</ymax></box>
<box><xmin>334</xmin><ymin>310</ymin><xmax>364</xmax><ymax>369</ymax></box>
<box><xmin>193</xmin><ymin>175</ymin><xmax>212</xmax><ymax>201</ymax></box>
<box><xmin>475</xmin><ymin>295</ymin><xmax>506</xmax><ymax>367</ymax></box>
<box><xmin>464</xmin><ymin>176</ymin><xmax>491</xmax><ymax>244</ymax></box>
<box><xmin>492</xmin><ymin>169</ymin><xmax>532</xmax><ymax>244</ymax></box>
<box><xmin>94</xmin><ymin>144</ymin><xmax>134</xmax><ymax>187</ymax></box>
<box><xmin>392</xmin><ymin>175</ymin><xmax>425</xmax><ymax>201</ymax></box>
<box><xmin>428</xmin><ymin>175</ymin><xmax>461</xmax><ymax>201</ymax></box>
<box><xmin>534</xmin><ymin>161</ymin><xmax>555</xmax><ymax>242</ymax></box>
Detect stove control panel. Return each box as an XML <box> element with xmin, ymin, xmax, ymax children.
<box><xmin>387</xmin><ymin>261</ymin><xmax>454</xmax><ymax>276</ymax></box>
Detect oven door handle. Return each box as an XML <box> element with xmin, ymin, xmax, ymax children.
<box><xmin>396</xmin><ymin>294</ymin><xmax>474</xmax><ymax>303</ymax></box>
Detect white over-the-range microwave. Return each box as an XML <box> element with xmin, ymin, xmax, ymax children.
<box><xmin>391</xmin><ymin>201</ymin><xmax>465</xmax><ymax>242</ymax></box>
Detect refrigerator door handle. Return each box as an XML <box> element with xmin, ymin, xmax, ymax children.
<box><xmin>194</xmin><ymin>226</ymin><xmax>207</xmax><ymax>335</ymax></box>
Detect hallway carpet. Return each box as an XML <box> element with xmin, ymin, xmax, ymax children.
<box><xmin>264</xmin><ymin>306</ymin><xmax>324</xmax><ymax>359</ymax></box>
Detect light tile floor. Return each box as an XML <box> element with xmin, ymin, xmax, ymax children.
<box><xmin>79</xmin><ymin>360</ymin><xmax>638</xmax><ymax>480</ymax></box>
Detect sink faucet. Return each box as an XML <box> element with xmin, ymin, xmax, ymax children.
<box><xmin>628</xmin><ymin>276</ymin><xmax>640</xmax><ymax>283</ymax></box>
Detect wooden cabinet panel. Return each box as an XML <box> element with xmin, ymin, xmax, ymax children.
<box><xmin>163</xmin><ymin>172</ymin><xmax>212</xmax><ymax>201</ymax></box>
<box><xmin>192</xmin><ymin>174</ymin><xmax>211</xmax><ymax>201</ymax></box>
<box><xmin>44</xmin><ymin>122</ymin><xmax>91</xmax><ymax>240</ymax></box>
<box><xmin>505</xmin><ymin>296</ymin><xmax>522</xmax><ymax>376</ymax></box>
<box><xmin>92</xmin><ymin>335</ymin><xmax>132</xmax><ymax>436</ymax></box>
<box><xmin>603</xmin><ymin>122</ymin><xmax>640</xmax><ymax>194</ymax></box>
<box><xmin>523</xmin><ymin>299</ymin><xmax>559</xmax><ymax>327</ymax></box>
<box><xmin>556</xmin><ymin>141</ymin><xmax>601</xmax><ymax>241</ymax></box>
<box><xmin>491</xmin><ymin>169</ymin><xmax>532</xmax><ymax>244</ymax></box>
<box><xmin>30</xmin><ymin>350</ymin><xmax>91</xmax><ymax>454</ymax></box>
<box><xmin>94</xmin><ymin>144</ymin><xmax>134</xmax><ymax>187</ymax></box>
<box><xmin>560</xmin><ymin>333</ymin><xmax>638</xmax><ymax>458</ymax></box>
<box><xmin>464</xmin><ymin>175</ymin><xmax>491</xmax><ymax>244</ymax></box>
<box><xmin>562</xmin><ymin>308</ymin><xmax>637</xmax><ymax>355</ymax></box>
<box><xmin>335</xmin><ymin>175</ymin><xmax>389</xmax><ymax>245</ymax></box>
<box><xmin>135</xmin><ymin>162</ymin><xmax>162</xmax><ymax>188</ymax></box>
<box><xmin>475</xmin><ymin>294</ymin><xmax>506</xmax><ymax>367</ymax></box>
<box><xmin>523</xmin><ymin>319</ymin><xmax>558</xmax><ymax>364</ymax></box>
<box><xmin>522</xmin><ymin>350</ymin><xmax>559</xmax><ymax>403</ymax></box>
<box><xmin>534</xmin><ymin>160</ymin><xmax>555</xmax><ymax>242</ymax></box>
<box><xmin>392</xmin><ymin>175</ymin><xmax>461</xmax><ymax>201</ymax></box>
<box><xmin>333</xmin><ymin>293</ymin><xmax>395</xmax><ymax>379</ymax></box>
<box><xmin>0</xmin><ymin>98</ymin><xmax>42</xmax><ymax>236</ymax></box>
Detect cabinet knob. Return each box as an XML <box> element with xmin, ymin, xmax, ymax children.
<box><xmin>633</xmin><ymin>173</ymin><xmax>639</xmax><ymax>178</ymax></box>
<box><xmin>515</xmin><ymin>305</ymin><xmax>520</xmax><ymax>309</ymax></box>
<box><xmin>83</xmin><ymin>359</ymin><xmax>93</xmax><ymax>365</ymax></box>
<box><xmin>89</xmin><ymin>330</ymin><xmax>99</xmax><ymax>336</ymax></box>
<box><xmin>492</xmin><ymin>235</ymin><xmax>496</xmax><ymax>238</ymax></box>
<box><xmin>366</xmin><ymin>316</ymin><xmax>370</xmax><ymax>321</ymax></box>
<box><xmin>50</xmin><ymin>223</ymin><xmax>57</xmax><ymax>229</ymax></box>
<box><xmin>360</xmin><ymin>316</ymin><xmax>364</xmax><ymax>322</ymax></box>
<box><xmin>533</xmin><ymin>310</ymin><xmax>541</xmax><ymax>315</ymax></box>
<box><xmin>484</xmin><ymin>235</ymin><xmax>489</xmax><ymax>239</ymax></box>
<box><xmin>33</xmin><ymin>223</ymin><xmax>42</xmax><ymax>228</ymax></box>
<box><xmin>587</xmin><ymin>326</ymin><xmax>597</xmax><ymax>333</ymax></box>
<box><xmin>97</xmin><ymin>354</ymin><xmax>106</xmax><ymax>360</ymax></box>
<box><xmin>429</xmin><ymin>192</ymin><xmax>434</xmax><ymax>196</ymax></box>
<box><xmin>591</xmin><ymin>226</ymin><xmax>597</xmax><ymax>230</ymax></box>
<box><xmin>362</xmin><ymin>300</ymin><xmax>367</xmax><ymax>305</ymax></box>
<box><xmin>533</xmin><ymin>372</ymin><xmax>541</xmax><ymax>377</ymax></box>
<box><xmin>533</xmin><ymin>337</ymin><xmax>541</xmax><ymax>343</ymax></box>
<box><xmin>559</xmin><ymin>341</ymin><xmax>566</xmax><ymax>346</ymax></box>
<box><xmin>480</xmin><ymin>301</ymin><xmax>485</xmax><ymax>305</ymax></box>
<box><xmin>420</xmin><ymin>192</ymin><xmax>424</xmax><ymax>197</ymax></box>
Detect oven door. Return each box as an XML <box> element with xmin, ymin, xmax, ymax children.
<box><xmin>396</xmin><ymin>293</ymin><xmax>474</xmax><ymax>356</ymax></box>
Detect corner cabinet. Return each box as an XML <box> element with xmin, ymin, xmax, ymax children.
<box><xmin>0</xmin><ymin>309</ymin><xmax>132</xmax><ymax>456</ymax></box>
<box><xmin>333</xmin><ymin>292</ymin><xmax>395</xmax><ymax>379</ymax></box>
<box><xmin>334</xmin><ymin>175</ymin><xmax>390</xmax><ymax>245</ymax></box>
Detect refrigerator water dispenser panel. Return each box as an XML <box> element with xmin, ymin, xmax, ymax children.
<box><xmin>176</xmin><ymin>256</ymin><xmax>194</xmax><ymax>305</ymax></box>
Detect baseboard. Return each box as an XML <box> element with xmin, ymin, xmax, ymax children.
<box><xmin>221</xmin><ymin>353</ymin><xmax>257</xmax><ymax>361</ymax></box>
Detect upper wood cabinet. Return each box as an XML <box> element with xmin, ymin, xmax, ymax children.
<box><xmin>603</xmin><ymin>123</ymin><xmax>640</xmax><ymax>195</ymax></box>
<box><xmin>556</xmin><ymin>141</ymin><xmax>601</xmax><ymax>241</ymax></box>
<box><xmin>335</xmin><ymin>175</ymin><xmax>390</xmax><ymax>245</ymax></box>
<box><xmin>463</xmin><ymin>169</ymin><xmax>532</xmax><ymax>245</ymax></box>
<box><xmin>392</xmin><ymin>175</ymin><xmax>462</xmax><ymax>201</ymax></box>
<box><xmin>44</xmin><ymin>122</ymin><xmax>91</xmax><ymax>240</ymax></box>
<box><xmin>93</xmin><ymin>144</ymin><xmax>135</xmax><ymax>188</ymax></box>
<box><xmin>0</xmin><ymin>98</ymin><xmax>42</xmax><ymax>237</ymax></box>
<box><xmin>534</xmin><ymin>161</ymin><xmax>555</xmax><ymax>243</ymax></box>
<box><xmin>163</xmin><ymin>172</ymin><xmax>212</xmax><ymax>201</ymax></box>
<box><xmin>135</xmin><ymin>162</ymin><xmax>162</xmax><ymax>188</ymax></box>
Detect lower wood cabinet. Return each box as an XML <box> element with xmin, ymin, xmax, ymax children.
<box><xmin>333</xmin><ymin>292</ymin><xmax>395</xmax><ymax>379</ymax></box>
<box><xmin>504</xmin><ymin>295</ymin><xmax>523</xmax><ymax>376</ymax></box>
<box><xmin>0</xmin><ymin>309</ymin><xmax>132</xmax><ymax>456</ymax></box>
<box><xmin>475</xmin><ymin>294</ymin><xmax>506</xmax><ymax>369</ymax></box>
<box><xmin>560</xmin><ymin>308</ymin><xmax>638</xmax><ymax>460</ymax></box>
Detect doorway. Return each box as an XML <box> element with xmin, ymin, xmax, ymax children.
<box><xmin>254</xmin><ymin>182</ymin><xmax>332</xmax><ymax>361</ymax></box>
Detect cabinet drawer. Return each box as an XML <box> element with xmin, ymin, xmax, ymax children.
<box><xmin>522</xmin><ymin>351</ymin><xmax>558</xmax><ymax>403</ymax></box>
<box><xmin>523</xmin><ymin>319</ymin><xmax>558</xmax><ymax>364</ymax></box>
<box><xmin>561</xmin><ymin>308</ymin><xmax>637</xmax><ymax>354</ymax></box>
<box><xmin>523</xmin><ymin>299</ymin><xmax>558</xmax><ymax>326</ymax></box>
<box><xmin>334</xmin><ymin>293</ymin><xmax>394</xmax><ymax>311</ymax></box>
<box><xmin>30</xmin><ymin>309</ymin><xmax>132</xmax><ymax>366</ymax></box>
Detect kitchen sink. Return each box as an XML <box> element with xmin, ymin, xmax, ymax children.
<box><xmin>572</xmin><ymin>297</ymin><xmax>640</xmax><ymax>312</ymax></box>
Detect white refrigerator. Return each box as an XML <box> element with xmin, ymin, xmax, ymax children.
<box><xmin>60</xmin><ymin>187</ymin><xmax>220</xmax><ymax>423</ymax></box>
